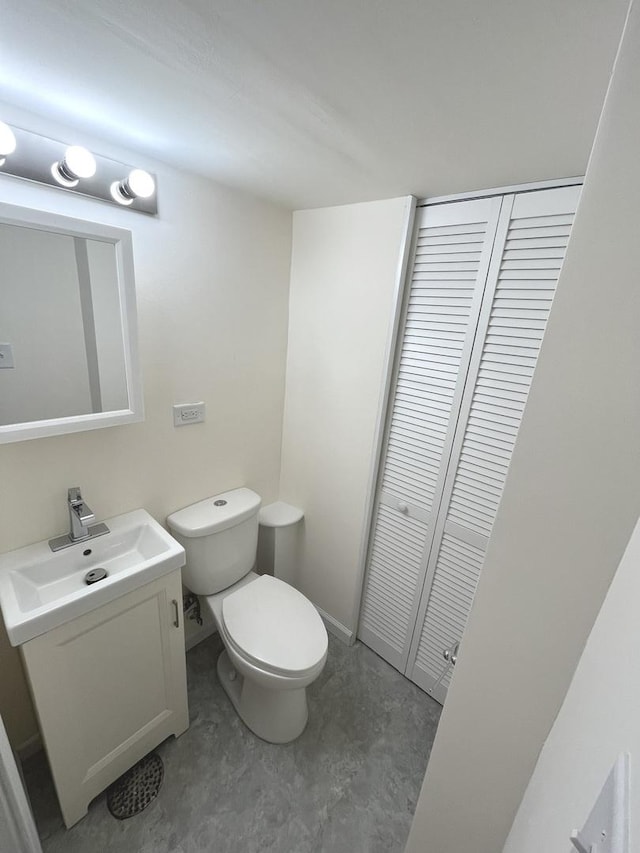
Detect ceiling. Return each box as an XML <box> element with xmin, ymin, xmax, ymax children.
<box><xmin>0</xmin><ymin>0</ymin><xmax>629</xmax><ymax>210</ymax></box>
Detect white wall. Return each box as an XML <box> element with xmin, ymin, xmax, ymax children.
<box><xmin>405</xmin><ymin>3</ymin><xmax>640</xmax><ymax>852</ymax></box>
<box><xmin>279</xmin><ymin>197</ymin><xmax>411</xmax><ymax>634</ymax></box>
<box><xmin>0</xmin><ymin>106</ymin><xmax>292</xmax><ymax>750</ymax></box>
<box><xmin>504</xmin><ymin>514</ymin><xmax>640</xmax><ymax>851</ymax></box>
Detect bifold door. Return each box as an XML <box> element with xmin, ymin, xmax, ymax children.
<box><xmin>359</xmin><ymin>184</ymin><xmax>580</xmax><ymax>702</ymax></box>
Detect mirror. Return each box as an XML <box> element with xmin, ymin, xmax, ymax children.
<box><xmin>0</xmin><ymin>203</ymin><xmax>143</xmax><ymax>443</ymax></box>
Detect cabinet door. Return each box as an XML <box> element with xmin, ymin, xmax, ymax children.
<box><xmin>358</xmin><ymin>196</ymin><xmax>502</xmax><ymax>670</ymax></box>
<box><xmin>21</xmin><ymin>570</ymin><xmax>188</xmax><ymax>827</ymax></box>
<box><xmin>406</xmin><ymin>185</ymin><xmax>580</xmax><ymax>701</ymax></box>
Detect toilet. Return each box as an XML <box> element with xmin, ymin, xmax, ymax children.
<box><xmin>167</xmin><ymin>487</ymin><xmax>328</xmax><ymax>743</ymax></box>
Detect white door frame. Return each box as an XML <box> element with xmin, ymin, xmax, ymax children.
<box><xmin>419</xmin><ymin>175</ymin><xmax>584</xmax><ymax>206</ymax></box>
<box><xmin>347</xmin><ymin>195</ymin><xmax>418</xmax><ymax>636</ymax></box>
<box><xmin>0</xmin><ymin>715</ymin><xmax>42</xmax><ymax>853</ymax></box>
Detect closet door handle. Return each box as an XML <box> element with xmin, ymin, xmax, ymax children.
<box><xmin>397</xmin><ymin>502</ymin><xmax>409</xmax><ymax>514</ymax></box>
<box><xmin>443</xmin><ymin>642</ymin><xmax>460</xmax><ymax>665</ymax></box>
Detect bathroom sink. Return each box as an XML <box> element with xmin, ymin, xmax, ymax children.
<box><xmin>0</xmin><ymin>509</ymin><xmax>185</xmax><ymax>646</ymax></box>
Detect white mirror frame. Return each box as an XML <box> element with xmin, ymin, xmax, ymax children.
<box><xmin>0</xmin><ymin>202</ymin><xmax>143</xmax><ymax>443</ymax></box>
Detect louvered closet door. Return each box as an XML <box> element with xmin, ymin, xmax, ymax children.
<box><xmin>406</xmin><ymin>185</ymin><xmax>580</xmax><ymax>702</ymax></box>
<box><xmin>358</xmin><ymin>196</ymin><xmax>502</xmax><ymax>670</ymax></box>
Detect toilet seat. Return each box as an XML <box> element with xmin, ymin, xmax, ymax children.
<box><xmin>221</xmin><ymin>575</ymin><xmax>328</xmax><ymax>677</ymax></box>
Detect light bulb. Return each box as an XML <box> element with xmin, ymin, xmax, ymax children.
<box><xmin>112</xmin><ymin>168</ymin><xmax>155</xmax><ymax>204</ymax></box>
<box><xmin>64</xmin><ymin>146</ymin><xmax>96</xmax><ymax>179</ymax></box>
<box><xmin>127</xmin><ymin>169</ymin><xmax>155</xmax><ymax>198</ymax></box>
<box><xmin>0</xmin><ymin>121</ymin><xmax>16</xmax><ymax>166</ymax></box>
<box><xmin>52</xmin><ymin>145</ymin><xmax>96</xmax><ymax>186</ymax></box>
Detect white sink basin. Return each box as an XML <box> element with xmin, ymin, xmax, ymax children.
<box><xmin>0</xmin><ymin>509</ymin><xmax>185</xmax><ymax>646</ymax></box>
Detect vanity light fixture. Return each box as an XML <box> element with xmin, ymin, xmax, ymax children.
<box><xmin>111</xmin><ymin>168</ymin><xmax>156</xmax><ymax>205</ymax></box>
<box><xmin>0</xmin><ymin>122</ymin><xmax>157</xmax><ymax>215</ymax></box>
<box><xmin>0</xmin><ymin>122</ymin><xmax>17</xmax><ymax>167</ymax></box>
<box><xmin>52</xmin><ymin>145</ymin><xmax>97</xmax><ymax>187</ymax></box>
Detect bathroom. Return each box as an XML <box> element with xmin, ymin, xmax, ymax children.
<box><xmin>2</xmin><ymin>1</ymin><xmax>640</xmax><ymax>852</ymax></box>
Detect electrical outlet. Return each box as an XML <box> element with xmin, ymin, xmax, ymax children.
<box><xmin>570</xmin><ymin>754</ymin><xmax>629</xmax><ymax>853</ymax></box>
<box><xmin>173</xmin><ymin>402</ymin><xmax>206</xmax><ymax>427</ymax></box>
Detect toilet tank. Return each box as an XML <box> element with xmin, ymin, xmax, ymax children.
<box><xmin>167</xmin><ymin>488</ymin><xmax>261</xmax><ymax>595</ymax></box>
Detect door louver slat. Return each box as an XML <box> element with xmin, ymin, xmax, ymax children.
<box><xmin>412</xmin><ymin>533</ymin><xmax>486</xmax><ymax>697</ymax></box>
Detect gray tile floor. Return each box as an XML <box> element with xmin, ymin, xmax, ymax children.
<box><xmin>24</xmin><ymin>633</ymin><xmax>441</xmax><ymax>853</ymax></box>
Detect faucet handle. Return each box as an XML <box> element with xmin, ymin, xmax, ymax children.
<box><xmin>68</xmin><ymin>487</ymin><xmax>82</xmax><ymax>503</ymax></box>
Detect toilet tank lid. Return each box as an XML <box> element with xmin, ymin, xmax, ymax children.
<box><xmin>258</xmin><ymin>501</ymin><xmax>304</xmax><ymax>528</ymax></box>
<box><xmin>167</xmin><ymin>487</ymin><xmax>261</xmax><ymax>537</ymax></box>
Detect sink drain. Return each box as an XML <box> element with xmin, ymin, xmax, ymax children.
<box><xmin>107</xmin><ymin>752</ymin><xmax>164</xmax><ymax>820</ymax></box>
<box><xmin>84</xmin><ymin>568</ymin><xmax>107</xmax><ymax>585</ymax></box>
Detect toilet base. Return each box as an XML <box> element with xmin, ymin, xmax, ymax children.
<box><xmin>216</xmin><ymin>650</ymin><xmax>309</xmax><ymax>743</ymax></box>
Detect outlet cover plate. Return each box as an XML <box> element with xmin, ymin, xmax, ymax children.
<box><xmin>570</xmin><ymin>753</ymin><xmax>629</xmax><ymax>853</ymax></box>
<box><xmin>0</xmin><ymin>343</ymin><xmax>15</xmax><ymax>368</ymax></box>
<box><xmin>173</xmin><ymin>402</ymin><xmax>205</xmax><ymax>427</ymax></box>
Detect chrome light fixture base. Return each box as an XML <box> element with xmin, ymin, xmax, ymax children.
<box><xmin>0</xmin><ymin>124</ymin><xmax>158</xmax><ymax>215</ymax></box>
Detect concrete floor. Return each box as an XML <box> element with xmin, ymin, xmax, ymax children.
<box><xmin>24</xmin><ymin>632</ymin><xmax>441</xmax><ymax>853</ymax></box>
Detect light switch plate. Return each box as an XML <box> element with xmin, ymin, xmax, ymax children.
<box><xmin>570</xmin><ymin>754</ymin><xmax>629</xmax><ymax>853</ymax></box>
<box><xmin>173</xmin><ymin>402</ymin><xmax>205</xmax><ymax>427</ymax></box>
<box><xmin>0</xmin><ymin>343</ymin><xmax>15</xmax><ymax>368</ymax></box>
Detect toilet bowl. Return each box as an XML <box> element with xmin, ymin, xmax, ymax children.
<box><xmin>206</xmin><ymin>571</ymin><xmax>327</xmax><ymax>742</ymax></box>
<box><xmin>167</xmin><ymin>488</ymin><xmax>328</xmax><ymax>743</ymax></box>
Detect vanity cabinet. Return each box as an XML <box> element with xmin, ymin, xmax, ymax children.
<box><xmin>21</xmin><ymin>568</ymin><xmax>188</xmax><ymax>827</ymax></box>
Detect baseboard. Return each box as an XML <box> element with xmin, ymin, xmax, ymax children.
<box><xmin>16</xmin><ymin>732</ymin><xmax>42</xmax><ymax>762</ymax></box>
<box><xmin>315</xmin><ymin>606</ymin><xmax>354</xmax><ymax>646</ymax></box>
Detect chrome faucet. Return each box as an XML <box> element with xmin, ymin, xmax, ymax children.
<box><xmin>68</xmin><ymin>487</ymin><xmax>96</xmax><ymax>542</ymax></box>
<box><xmin>48</xmin><ymin>487</ymin><xmax>110</xmax><ymax>552</ymax></box>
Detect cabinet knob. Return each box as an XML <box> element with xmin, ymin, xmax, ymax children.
<box><xmin>398</xmin><ymin>502</ymin><xmax>409</xmax><ymax>514</ymax></box>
